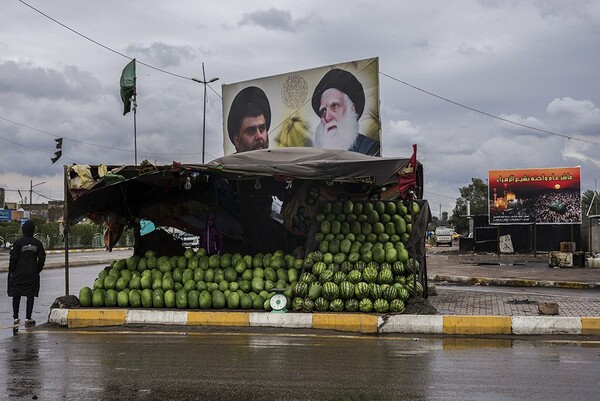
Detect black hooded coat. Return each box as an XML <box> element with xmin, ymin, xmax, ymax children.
<box><xmin>7</xmin><ymin>220</ymin><xmax>46</xmax><ymax>297</ymax></box>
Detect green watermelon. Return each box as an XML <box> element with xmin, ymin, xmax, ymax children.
<box><xmin>378</xmin><ymin>269</ymin><xmax>394</xmax><ymax>285</ymax></box>
<box><xmin>345</xmin><ymin>298</ymin><xmax>359</xmax><ymax>312</ymax></box>
<box><xmin>79</xmin><ymin>287</ymin><xmax>92</xmax><ymax>307</ymax></box>
<box><xmin>363</xmin><ymin>266</ymin><xmax>378</xmax><ymax>284</ymax></box>
<box><xmin>226</xmin><ymin>291</ymin><xmax>240</xmax><ymax>309</ymax></box>
<box><xmin>91</xmin><ymin>289</ymin><xmax>105</xmax><ymax>307</ymax></box>
<box><xmin>339</xmin><ymin>281</ymin><xmax>355</xmax><ymax>300</ymax></box>
<box><xmin>291</xmin><ymin>297</ymin><xmax>304</xmax><ymax>311</ymax></box>
<box><xmin>390</xmin><ymin>299</ymin><xmax>405</xmax><ymax>313</ymax></box>
<box><xmin>322</xmin><ymin>282</ymin><xmax>340</xmax><ymax>301</ymax></box>
<box><xmin>153</xmin><ymin>289</ymin><xmax>165</xmax><ymax>308</ymax></box>
<box><xmin>141</xmin><ymin>289</ymin><xmax>153</xmax><ymax>308</ymax></box>
<box><xmin>129</xmin><ymin>290</ymin><xmax>142</xmax><ymax>308</ymax></box>
<box><xmin>359</xmin><ymin>298</ymin><xmax>373</xmax><ymax>313</ymax></box>
<box><xmin>347</xmin><ymin>270</ymin><xmax>362</xmax><ymax>284</ymax></box>
<box><xmin>308</xmin><ymin>283</ymin><xmax>322</xmax><ymax>300</ymax></box>
<box><xmin>252</xmin><ymin>295</ymin><xmax>265</xmax><ymax>310</ymax></box>
<box><xmin>163</xmin><ymin>290</ymin><xmax>176</xmax><ymax>308</ymax></box>
<box><xmin>333</xmin><ymin>271</ymin><xmax>346</xmax><ymax>285</ymax></box>
<box><xmin>240</xmin><ymin>294</ymin><xmax>253</xmax><ymax>309</ymax></box>
<box><xmin>211</xmin><ymin>290</ymin><xmax>226</xmax><ymax>309</ymax></box>
<box><xmin>199</xmin><ymin>290</ymin><xmax>212</xmax><ymax>309</ymax></box>
<box><xmin>117</xmin><ymin>290</ymin><xmax>129</xmax><ymax>307</ymax></box>
<box><xmin>104</xmin><ymin>289</ymin><xmax>118</xmax><ymax>307</ymax></box>
<box><xmin>373</xmin><ymin>298</ymin><xmax>390</xmax><ymax>313</ymax></box>
<box><xmin>329</xmin><ymin>299</ymin><xmax>344</xmax><ymax>312</ymax></box>
<box><xmin>383</xmin><ymin>285</ymin><xmax>399</xmax><ymax>301</ymax></box>
<box><xmin>314</xmin><ymin>297</ymin><xmax>329</xmax><ymax>312</ymax></box>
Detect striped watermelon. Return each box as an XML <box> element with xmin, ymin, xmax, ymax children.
<box><xmin>347</xmin><ymin>269</ymin><xmax>362</xmax><ymax>284</ymax></box>
<box><xmin>355</xmin><ymin>261</ymin><xmax>366</xmax><ymax>271</ymax></box>
<box><xmin>345</xmin><ymin>298</ymin><xmax>359</xmax><ymax>312</ymax></box>
<box><xmin>369</xmin><ymin>283</ymin><xmax>383</xmax><ymax>300</ymax></box>
<box><xmin>339</xmin><ymin>281</ymin><xmax>355</xmax><ymax>300</ymax></box>
<box><xmin>392</xmin><ymin>261</ymin><xmax>405</xmax><ymax>276</ymax></box>
<box><xmin>366</xmin><ymin>261</ymin><xmax>380</xmax><ymax>271</ymax></box>
<box><xmin>383</xmin><ymin>285</ymin><xmax>399</xmax><ymax>301</ymax></box>
<box><xmin>312</xmin><ymin>251</ymin><xmax>324</xmax><ymax>262</ymax></box>
<box><xmin>293</xmin><ymin>282</ymin><xmax>308</xmax><ymax>298</ymax></box>
<box><xmin>319</xmin><ymin>269</ymin><xmax>334</xmax><ymax>284</ymax></box>
<box><xmin>398</xmin><ymin>287</ymin><xmax>410</xmax><ymax>301</ymax></box>
<box><xmin>377</xmin><ymin>268</ymin><xmax>394</xmax><ymax>285</ymax></box>
<box><xmin>328</xmin><ymin>263</ymin><xmax>340</xmax><ymax>273</ymax></box>
<box><xmin>329</xmin><ymin>298</ymin><xmax>344</xmax><ymax>312</ymax></box>
<box><xmin>300</xmin><ymin>272</ymin><xmax>316</xmax><ymax>284</ymax></box>
<box><xmin>359</xmin><ymin>298</ymin><xmax>373</xmax><ymax>312</ymax></box>
<box><xmin>354</xmin><ymin>282</ymin><xmax>370</xmax><ymax>299</ymax></box>
<box><xmin>341</xmin><ymin>261</ymin><xmax>354</xmax><ymax>274</ymax></box>
<box><xmin>322</xmin><ymin>282</ymin><xmax>340</xmax><ymax>301</ymax></box>
<box><xmin>303</xmin><ymin>298</ymin><xmax>315</xmax><ymax>312</ymax></box>
<box><xmin>291</xmin><ymin>297</ymin><xmax>304</xmax><ymax>311</ymax></box>
<box><xmin>333</xmin><ymin>271</ymin><xmax>346</xmax><ymax>285</ymax></box>
<box><xmin>394</xmin><ymin>275</ymin><xmax>407</xmax><ymax>285</ymax></box>
<box><xmin>363</xmin><ymin>266</ymin><xmax>378</xmax><ymax>283</ymax></box>
<box><xmin>315</xmin><ymin>297</ymin><xmax>329</xmax><ymax>312</ymax></box>
<box><xmin>380</xmin><ymin>262</ymin><xmax>392</xmax><ymax>271</ymax></box>
<box><xmin>389</xmin><ymin>299</ymin><xmax>405</xmax><ymax>313</ymax></box>
<box><xmin>312</xmin><ymin>261</ymin><xmax>327</xmax><ymax>276</ymax></box>
<box><xmin>373</xmin><ymin>298</ymin><xmax>390</xmax><ymax>313</ymax></box>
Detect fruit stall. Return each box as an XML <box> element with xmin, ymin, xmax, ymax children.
<box><xmin>65</xmin><ymin>147</ymin><xmax>431</xmax><ymax>313</ymax></box>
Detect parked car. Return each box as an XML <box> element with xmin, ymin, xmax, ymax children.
<box><xmin>180</xmin><ymin>233</ymin><xmax>199</xmax><ymax>248</ymax></box>
<box><xmin>435</xmin><ymin>227</ymin><xmax>453</xmax><ymax>246</ymax></box>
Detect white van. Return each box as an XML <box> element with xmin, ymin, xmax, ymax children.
<box><xmin>435</xmin><ymin>227</ymin><xmax>453</xmax><ymax>247</ymax></box>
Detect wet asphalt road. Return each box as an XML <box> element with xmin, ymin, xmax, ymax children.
<box><xmin>2</xmin><ymin>329</ymin><xmax>599</xmax><ymax>400</ymax></box>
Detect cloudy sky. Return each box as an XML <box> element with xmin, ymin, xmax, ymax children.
<box><xmin>1</xmin><ymin>0</ymin><xmax>599</xmax><ymax>215</ymax></box>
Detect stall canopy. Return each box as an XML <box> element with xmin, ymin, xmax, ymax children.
<box><xmin>65</xmin><ymin>147</ymin><xmax>423</xmax><ymax>252</ymax></box>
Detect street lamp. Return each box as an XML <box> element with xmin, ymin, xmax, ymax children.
<box><xmin>192</xmin><ymin>63</ymin><xmax>219</xmax><ymax>164</ymax></box>
<box><xmin>30</xmin><ymin>180</ymin><xmax>47</xmax><ymax>205</ymax></box>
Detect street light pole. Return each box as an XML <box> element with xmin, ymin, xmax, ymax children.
<box><xmin>30</xmin><ymin>180</ymin><xmax>47</xmax><ymax>205</ymax></box>
<box><xmin>192</xmin><ymin>63</ymin><xmax>219</xmax><ymax>164</ymax></box>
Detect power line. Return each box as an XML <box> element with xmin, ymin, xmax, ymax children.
<box><xmin>17</xmin><ymin>0</ymin><xmax>222</xmax><ymax>99</ymax></box>
<box><xmin>380</xmin><ymin>71</ymin><xmax>600</xmax><ymax>148</ymax></box>
<box><xmin>0</xmin><ymin>115</ymin><xmax>203</xmax><ymax>157</ymax></box>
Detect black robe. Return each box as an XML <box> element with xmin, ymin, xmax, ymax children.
<box><xmin>7</xmin><ymin>234</ymin><xmax>46</xmax><ymax>297</ymax></box>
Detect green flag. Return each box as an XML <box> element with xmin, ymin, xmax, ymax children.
<box><xmin>120</xmin><ymin>59</ymin><xmax>136</xmax><ymax>115</ymax></box>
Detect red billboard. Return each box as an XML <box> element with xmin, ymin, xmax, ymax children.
<box><xmin>488</xmin><ymin>167</ymin><xmax>581</xmax><ymax>224</ymax></box>
<box><xmin>222</xmin><ymin>58</ymin><xmax>381</xmax><ymax>156</ymax></box>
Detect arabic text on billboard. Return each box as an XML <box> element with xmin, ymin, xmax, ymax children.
<box><xmin>222</xmin><ymin>57</ymin><xmax>381</xmax><ymax>156</ymax></box>
<box><xmin>488</xmin><ymin>167</ymin><xmax>581</xmax><ymax>225</ymax></box>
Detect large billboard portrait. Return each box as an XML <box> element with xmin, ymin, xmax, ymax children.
<box><xmin>222</xmin><ymin>57</ymin><xmax>381</xmax><ymax>156</ymax></box>
<box><xmin>488</xmin><ymin>167</ymin><xmax>581</xmax><ymax>225</ymax></box>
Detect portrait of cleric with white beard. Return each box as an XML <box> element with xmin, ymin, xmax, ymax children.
<box><xmin>311</xmin><ymin>69</ymin><xmax>380</xmax><ymax>156</ymax></box>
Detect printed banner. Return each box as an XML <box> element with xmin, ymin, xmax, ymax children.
<box><xmin>488</xmin><ymin>167</ymin><xmax>581</xmax><ymax>224</ymax></box>
<box><xmin>222</xmin><ymin>57</ymin><xmax>381</xmax><ymax>156</ymax></box>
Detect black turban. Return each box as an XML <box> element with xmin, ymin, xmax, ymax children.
<box><xmin>227</xmin><ymin>86</ymin><xmax>271</xmax><ymax>142</ymax></box>
<box><xmin>312</xmin><ymin>69</ymin><xmax>365</xmax><ymax>118</ymax></box>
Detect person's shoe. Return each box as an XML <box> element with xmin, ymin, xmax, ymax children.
<box><xmin>13</xmin><ymin>319</ymin><xmax>20</xmax><ymax>325</ymax></box>
<box><xmin>25</xmin><ymin>319</ymin><xmax>36</xmax><ymax>327</ymax></box>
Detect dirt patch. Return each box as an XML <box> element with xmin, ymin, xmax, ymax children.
<box><xmin>404</xmin><ymin>296</ymin><xmax>438</xmax><ymax>315</ymax></box>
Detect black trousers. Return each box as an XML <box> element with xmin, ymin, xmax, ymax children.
<box><xmin>12</xmin><ymin>296</ymin><xmax>35</xmax><ymax>320</ymax></box>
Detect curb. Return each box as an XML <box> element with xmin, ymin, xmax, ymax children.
<box><xmin>47</xmin><ymin>309</ymin><xmax>600</xmax><ymax>336</ymax></box>
<box><xmin>428</xmin><ymin>274</ymin><xmax>600</xmax><ymax>290</ymax></box>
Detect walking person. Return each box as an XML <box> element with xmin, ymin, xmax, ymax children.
<box><xmin>8</xmin><ymin>220</ymin><xmax>46</xmax><ymax>327</ymax></box>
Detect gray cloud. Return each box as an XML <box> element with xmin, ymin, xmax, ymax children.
<box><xmin>239</xmin><ymin>8</ymin><xmax>311</xmax><ymax>32</ymax></box>
<box><xmin>0</xmin><ymin>61</ymin><xmax>100</xmax><ymax>101</ymax></box>
<box><xmin>125</xmin><ymin>42</ymin><xmax>197</xmax><ymax>68</ymax></box>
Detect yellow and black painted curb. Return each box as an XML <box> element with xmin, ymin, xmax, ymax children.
<box><xmin>48</xmin><ymin>309</ymin><xmax>600</xmax><ymax>336</ymax></box>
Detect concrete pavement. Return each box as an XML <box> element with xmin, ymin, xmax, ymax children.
<box><xmin>3</xmin><ymin>247</ymin><xmax>598</xmax><ymax>335</ymax></box>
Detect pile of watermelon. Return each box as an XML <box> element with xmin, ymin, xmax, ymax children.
<box><xmin>290</xmin><ymin>199</ymin><xmax>424</xmax><ymax>313</ymax></box>
<box><xmin>78</xmin><ymin>199</ymin><xmax>425</xmax><ymax>314</ymax></box>
<box><xmin>78</xmin><ymin>248</ymin><xmax>301</xmax><ymax>311</ymax></box>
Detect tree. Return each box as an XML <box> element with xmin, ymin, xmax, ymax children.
<box><xmin>582</xmin><ymin>189</ymin><xmax>599</xmax><ymax>216</ymax></box>
<box><xmin>449</xmin><ymin>178</ymin><xmax>488</xmax><ymax>233</ymax></box>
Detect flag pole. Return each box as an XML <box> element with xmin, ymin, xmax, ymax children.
<box><xmin>133</xmin><ymin>83</ymin><xmax>137</xmax><ymax>166</ymax></box>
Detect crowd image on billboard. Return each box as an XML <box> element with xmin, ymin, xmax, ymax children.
<box><xmin>488</xmin><ymin>167</ymin><xmax>581</xmax><ymax>225</ymax></box>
